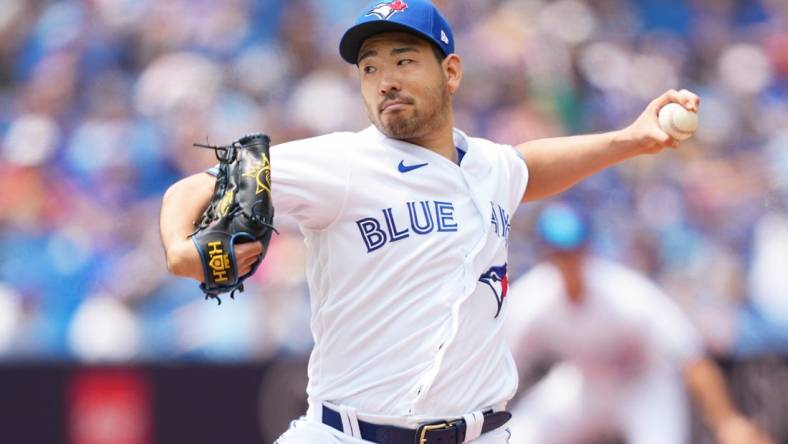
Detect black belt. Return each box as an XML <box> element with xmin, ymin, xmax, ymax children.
<box><xmin>322</xmin><ymin>405</ymin><xmax>511</xmax><ymax>444</ymax></box>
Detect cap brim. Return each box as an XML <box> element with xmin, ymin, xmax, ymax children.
<box><xmin>339</xmin><ymin>20</ymin><xmax>442</xmax><ymax>64</ymax></box>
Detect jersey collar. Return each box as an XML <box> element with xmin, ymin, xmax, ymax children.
<box><xmin>362</xmin><ymin>125</ymin><xmax>489</xmax><ymax>175</ymax></box>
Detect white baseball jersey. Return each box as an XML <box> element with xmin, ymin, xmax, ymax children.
<box><xmin>505</xmin><ymin>258</ymin><xmax>703</xmax><ymax>384</ymax></box>
<box><xmin>267</xmin><ymin>125</ymin><xmax>528</xmax><ymax>425</ymax></box>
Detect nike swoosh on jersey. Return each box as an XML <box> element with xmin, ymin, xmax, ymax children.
<box><xmin>398</xmin><ymin>161</ymin><xmax>429</xmax><ymax>173</ymax></box>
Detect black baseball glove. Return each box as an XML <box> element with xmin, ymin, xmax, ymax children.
<box><xmin>190</xmin><ymin>133</ymin><xmax>276</xmax><ymax>304</ymax></box>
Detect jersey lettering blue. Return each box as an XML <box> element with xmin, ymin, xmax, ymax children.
<box><xmin>435</xmin><ymin>201</ymin><xmax>458</xmax><ymax>232</ymax></box>
<box><xmin>356</xmin><ymin>201</ymin><xmax>458</xmax><ymax>253</ymax></box>
<box><xmin>407</xmin><ymin>201</ymin><xmax>435</xmax><ymax>234</ymax></box>
<box><xmin>383</xmin><ymin>208</ymin><xmax>409</xmax><ymax>241</ymax></box>
<box><xmin>490</xmin><ymin>202</ymin><xmax>511</xmax><ymax>240</ymax></box>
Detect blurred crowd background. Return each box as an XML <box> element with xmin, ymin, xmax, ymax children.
<box><xmin>0</xmin><ymin>0</ymin><xmax>787</xmax><ymax>441</ymax></box>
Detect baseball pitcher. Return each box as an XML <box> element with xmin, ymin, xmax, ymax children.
<box><xmin>160</xmin><ymin>1</ymin><xmax>700</xmax><ymax>443</ymax></box>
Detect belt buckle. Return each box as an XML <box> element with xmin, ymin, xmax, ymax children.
<box><xmin>417</xmin><ymin>421</ymin><xmax>451</xmax><ymax>444</ymax></box>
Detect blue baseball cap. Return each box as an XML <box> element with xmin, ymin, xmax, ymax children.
<box><xmin>536</xmin><ymin>203</ymin><xmax>590</xmax><ymax>251</ymax></box>
<box><xmin>339</xmin><ymin>0</ymin><xmax>455</xmax><ymax>64</ymax></box>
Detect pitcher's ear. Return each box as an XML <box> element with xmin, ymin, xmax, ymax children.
<box><xmin>443</xmin><ymin>54</ymin><xmax>462</xmax><ymax>95</ymax></box>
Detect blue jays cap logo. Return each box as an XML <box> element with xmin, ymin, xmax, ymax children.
<box><xmin>479</xmin><ymin>264</ymin><xmax>509</xmax><ymax>318</ymax></box>
<box><xmin>367</xmin><ymin>0</ymin><xmax>408</xmax><ymax>20</ymax></box>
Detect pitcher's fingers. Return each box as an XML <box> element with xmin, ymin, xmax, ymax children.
<box><xmin>678</xmin><ymin>89</ymin><xmax>700</xmax><ymax>111</ymax></box>
<box><xmin>238</xmin><ymin>254</ymin><xmax>261</xmax><ymax>270</ymax></box>
<box><xmin>651</xmin><ymin>89</ymin><xmax>700</xmax><ymax>114</ymax></box>
<box><xmin>235</xmin><ymin>241</ymin><xmax>263</xmax><ymax>260</ymax></box>
<box><xmin>650</xmin><ymin>127</ymin><xmax>673</xmax><ymax>146</ymax></box>
<box><xmin>650</xmin><ymin>89</ymin><xmax>682</xmax><ymax>113</ymax></box>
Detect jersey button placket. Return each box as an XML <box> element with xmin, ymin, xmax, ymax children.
<box><xmin>411</xmin><ymin>299</ymin><xmax>464</xmax><ymax>414</ymax></box>
<box><xmin>461</xmin><ymin>168</ymin><xmax>492</xmax><ymax>264</ymax></box>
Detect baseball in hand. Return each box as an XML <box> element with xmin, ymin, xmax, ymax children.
<box><xmin>658</xmin><ymin>102</ymin><xmax>698</xmax><ymax>141</ymax></box>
